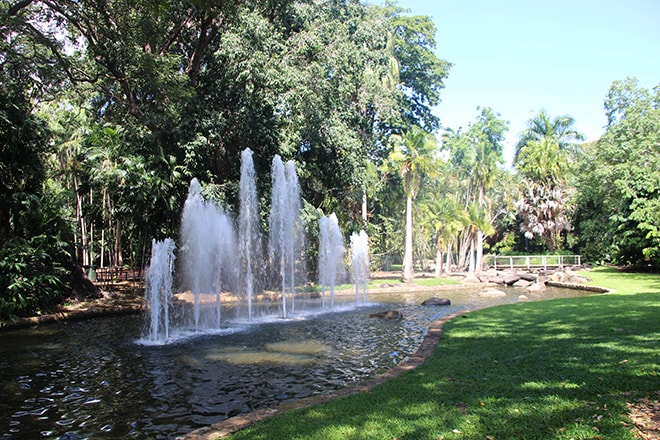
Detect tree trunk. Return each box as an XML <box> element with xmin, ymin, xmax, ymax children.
<box><xmin>361</xmin><ymin>189</ymin><xmax>368</xmax><ymax>222</ymax></box>
<box><xmin>467</xmin><ymin>237</ymin><xmax>475</xmax><ymax>275</ymax></box>
<box><xmin>402</xmin><ymin>195</ymin><xmax>414</xmax><ymax>282</ymax></box>
<box><xmin>475</xmin><ymin>230</ymin><xmax>484</xmax><ymax>274</ymax></box>
<box><xmin>445</xmin><ymin>242</ymin><xmax>452</xmax><ymax>274</ymax></box>
<box><xmin>100</xmin><ymin>189</ymin><xmax>107</xmax><ymax>268</ymax></box>
<box><xmin>88</xmin><ymin>188</ymin><xmax>94</xmax><ymax>267</ymax></box>
<box><xmin>114</xmin><ymin>219</ymin><xmax>123</xmax><ymax>267</ymax></box>
<box><xmin>434</xmin><ymin>247</ymin><xmax>443</xmax><ymax>277</ymax></box>
<box><xmin>458</xmin><ymin>230</ymin><xmax>471</xmax><ymax>270</ymax></box>
<box><xmin>74</xmin><ymin>176</ymin><xmax>88</xmax><ymax>266</ymax></box>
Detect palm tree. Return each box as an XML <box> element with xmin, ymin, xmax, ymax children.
<box><xmin>514</xmin><ymin>110</ymin><xmax>583</xmax><ymax>252</ymax></box>
<box><xmin>422</xmin><ymin>196</ymin><xmax>469</xmax><ymax>277</ymax></box>
<box><xmin>467</xmin><ymin>203</ymin><xmax>495</xmax><ymax>275</ymax></box>
<box><xmin>514</xmin><ymin>109</ymin><xmax>584</xmax><ymax>162</ymax></box>
<box><xmin>460</xmin><ymin>107</ymin><xmax>507</xmax><ymax>272</ymax></box>
<box><xmin>385</xmin><ymin>126</ymin><xmax>439</xmax><ymax>282</ymax></box>
<box><xmin>516</xmin><ymin>137</ymin><xmax>569</xmax><ymax>185</ymax></box>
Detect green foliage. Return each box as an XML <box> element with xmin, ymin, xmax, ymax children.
<box><xmin>0</xmin><ymin>235</ymin><xmax>68</xmax><ymax>319</ymax></box>
<box><xmin>0</xmin><ymin>75</ymin><xmax>73</xmax><ymax>319</ymax></box>
<box><xmin>386</xmin><ymin>3</ymin><xmax>452</xmax><ymax>132</ymax></box>
<box><xmin>516</xmin><ymin>138</ymin><xmax>568</xmax><ymax>185</ymax></box>
<box><xmin>574</xmin><ymin>78</ymin><xmax>660</xmax><ymax>267</ymax></box>
<box><xmin>514</xmin><ymin>109</ymin><xmax>585</xmax><ymax>162</ymax></box>
<box><xmin>384</xmin><ymin>126</ymin><xmax>440</xmax><ymax>200</ymax></box>
<box><xmin>0</xmin><ymin>84</ymin><xmax>47</xmax><ymax>242</ymax></box>
<box><xmin>0</xmin><ymin>188</ymin><xmax>72</xmax><ymax>319</ymax></box>
<box><xmin>514</xmin><ymin>109</ymin><xmax>583</xmax><ymax>253</ymax></box>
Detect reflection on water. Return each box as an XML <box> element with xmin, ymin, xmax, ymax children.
<box><xmin>0</xmin><ymin>287</ymin><xmax>590</xmax><ymax>439</ymax></box>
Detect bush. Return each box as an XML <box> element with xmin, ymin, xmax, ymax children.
<box><xmin>0</xmin><ymin>236</ymin><xmax>67</xmax><ymax>319</ymax></box>
<box><xmin>0</xmin><ymin>191</ymin><xmax>73</xmax><ymax>320</ymax></box>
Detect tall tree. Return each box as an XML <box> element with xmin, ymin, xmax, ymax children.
<box><xmin>514</xmin><ymin>109</ymin><xmax>585</xmax><ymax>161</ymax></box>
<box><xmin>421</xmin><ymin>195</ymin><xmax>468</xmax><ymax>276</ymax></box>
<box><xmin>515</xmin><ymin>109</ymin><xmax>583</xmax><ymax>252</ymax></box>
<box><xmin>574</xmin><ymin>78</ymin><xmax>660</xmax><ymax>267</ymax></box>
<box><xmin>384</xmin><ymin>126</ymin><xmax>440</xmax><ymax>282</ymax></box>
<box><xmin>443</xmin><ymin>107</ymin><xmax>507</xmax><ymax>272</ymax></box>
<box><xmin>385</xmin><ymin>3</ymin><xmax>452</xmax><ymax>133</ymax></box>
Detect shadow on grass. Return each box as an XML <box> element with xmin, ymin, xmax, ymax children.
<box><xmin>230</xmin><ymin>293</ymin><xmax>659</xmax><ymax>440</ymax></box>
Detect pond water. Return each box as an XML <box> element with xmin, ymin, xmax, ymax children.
<box><xmin>0</xmin><ymin>286</ymin><xmax>591</xmax><ymax>439</ymax></box>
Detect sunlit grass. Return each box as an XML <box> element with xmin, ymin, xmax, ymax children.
<box><xmin>579</xmin><ymin>265</ymin><xmax>660</xmax><ymax>294</ymax></box>
<box><xmin>227</xmin><ymin>270</ymin><xmax>659</xmax><ymax>440</ymax></box>
<box><xmin>414</xmin><ymin>277</ymin><xmax>461</xmax><ymax>287</ymax></box>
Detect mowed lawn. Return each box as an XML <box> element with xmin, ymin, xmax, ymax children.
<box><xmin>227</xmin><ymin>267</ymin><xmax>659</xmax><ymax>440</ymax></box>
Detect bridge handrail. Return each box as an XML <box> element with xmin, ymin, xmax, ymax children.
<box><xmin>485</xmin><ymin>255</ymin><xmax>581</xmax><ymax>270</ymax></box>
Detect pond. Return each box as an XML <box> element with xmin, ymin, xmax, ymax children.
<box><xmin>0</xmin><ymin>286</ymin><xmax>591</xmax><ymax>439</ymax></box>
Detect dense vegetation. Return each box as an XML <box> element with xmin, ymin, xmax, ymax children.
<box><xmin>1</xmin><ymin>0</ymin><xmax>658</xmax><ymax>318</ymax></box>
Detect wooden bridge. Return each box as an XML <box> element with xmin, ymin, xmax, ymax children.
<box><xmin>88</xmin><ymin>266</ymin><xmax>144</xmax><ymax>283</ymax></box>
<box><xmin>485</xmin><ymin>255</ymin><xmax>581</xmax><ymax>271</ymax></box>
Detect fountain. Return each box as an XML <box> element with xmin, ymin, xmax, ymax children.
<box><xmin>268</xmin><ymin>155</ymin><xmax>304</xmax><ymax>318</ymax></box>
<box><xmin>179</xmin><ymin>178</ymin><xmax>236</xmax><ymax>331</ymax></box>
<box><xmin>238</xmin><ymin>148</ymin><xmax>263</xmax><ymax>322</ymax></box>
<box><xmin>351</xmin><ymin>230</ymin><xmax>369</xmax><ymax>304</ymax></box>
<box><xmin>142</xmin><ymin>148</ymin><xmax>359</xmax><ymax>343</ymax></box>
<box><xmin>144</xmin><ymin>238</ymin><xmax>176</xmax><ymax>341</ymax></box>
<box><xmin>318</xmin><ymin>213</ymin><xmax>345</xmax><ymax>308</ymax></box>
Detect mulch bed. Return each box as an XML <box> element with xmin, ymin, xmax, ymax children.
<box><xmin>0</xmin><ymin>282</ymin><xmax>143</xmax><ymax>331</ymax></box>
<box><xmin>628</xmin><ymin>393</ymin><xmax>660</xmax><ymax>440</ymax></box>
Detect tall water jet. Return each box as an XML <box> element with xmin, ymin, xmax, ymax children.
<box><xmin>351</xmin><ymin>230</ymin><xmax>369</xmax><ymax>304</ymax></box>
<box><xmin>179</xmin><ymin>178</ymin><xmax>236</xmax><ymax>330</ymax></box>
<box><xmin>268</xmin><ymin>156</ymin><xmax>304</xmax><ymax>318</ymax></box>
<box><xmin>144</xmin><ymin>238</ymin><xmax>176</xmax><ymax>341</ymax></box>
<box><xmin>238</xmin><ymin>148</ymin><xmax>262</xmax><ymax>321</ymax></box>
<box><xmin>285</xmin><ymin>159</ymin><xmax>304</xmax><ymax>313</ymax></box>
<box><xmin>318</xmin><ymin>213</ymin><xmax>345</xmax><ymax>308</ymax></box>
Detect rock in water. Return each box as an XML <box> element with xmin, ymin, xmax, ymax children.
<box><xmin>367</xmin><ymin>310</ymin><xmax>403</xmax><ymax>320</ymax></box>
<box><xmin>421</xmin><ymin>297</ymin><xmax>451</xmax><ymax>306</ymax></box>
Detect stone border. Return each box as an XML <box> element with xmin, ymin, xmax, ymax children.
<box><xmin>546</xmin><ymin>281</ymin><xmax>613</xmax><ymax>293</ymax></box>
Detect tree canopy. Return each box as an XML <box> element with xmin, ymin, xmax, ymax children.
<box><xmin>1</xmin><ymin>0</ymin><xmax>658</xmax><ymax>319</ymax></box>
<box><xmin>0</xmin><ymin>0</ymin><xmax>454</xmax><ymax>317</ymax></box>
<box><xmin>574</xmin><ymin>78</ymin><xmax>660</xmax><ymax>267</ymax></box>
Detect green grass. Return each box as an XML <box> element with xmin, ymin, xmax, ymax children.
<box><xmin>308</xmin><ymin>279</ymin><xmax>403</xmax><ymax>293</ymax></box>
<box><xmin>308</xmin><ymin>276</ymin><xmax>461</xmax><ymax>292</ymax></box>
<box><xmin>414</xmin><ymin>277</ymin><xmax>461</xmax><ymax>287</ymax></box>
<box><xmin>227</xmin><ymin>269</ymin><xmax>660</xmax><ymax>440</ymax></box>
<box><xmin>579</xmin><ymin>265</ymin><xmax>660</xmax><ymax>294</ymax></box>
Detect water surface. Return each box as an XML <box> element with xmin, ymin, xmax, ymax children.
<box><xmin>0</xmin><ymin>286</ymin><xmax>589</xmax><ymax>439</ymax></box>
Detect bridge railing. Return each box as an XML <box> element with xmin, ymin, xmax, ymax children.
<box><xmin>485</xmin><ymin>255</ymin><xmax>581</xmax><ymax>271</ymax></box>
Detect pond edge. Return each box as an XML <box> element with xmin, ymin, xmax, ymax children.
<box><xmin>179</xmin><ymin>282</ymin><xmax>610</xmax><ymax>440</ymax></box>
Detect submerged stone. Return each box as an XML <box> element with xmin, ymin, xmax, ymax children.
<box><xmin>421</xmin><ymin>297</ymin><xmax>451</xmax><ymax>306</ymax></box>
<box><xmin>367</xmin><ymin>310</ymin><xmax>403</xmax><ymax>320</ymax></box>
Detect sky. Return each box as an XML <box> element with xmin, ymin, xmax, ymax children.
<box><xmin>392</xmin><ymin>0</ymin><xmax>660</xmax><ymax>167</ymax></box>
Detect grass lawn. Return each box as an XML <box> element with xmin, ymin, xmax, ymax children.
<box><xmin>579</xmin><ymin>265</ymin><xmax>660</xmax><ymax>294</ymax></box>
<box><xmin>227</xmin><ymin>268</ymin><xmax>659</xmax><ymax>440</ymax></box>
<box><xmin>414</xmin><ymin>277</ymin><xmax>462</xmax><ymax>287</ymax></box>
